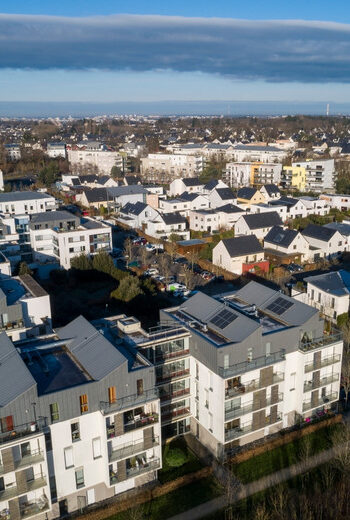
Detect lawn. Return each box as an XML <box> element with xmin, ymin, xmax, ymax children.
<box><xmin>107</xmin><ymin>476</ymin><xmax>222</xmax><ymax>520</ymax></box>
<box><xmin>231</xmin><ymin>423</ymin><xmax>341</xmax><ymax>484</ymax></box>
<box><xmin>158</xmin><ymin>437</ymin><xmax>204</xmax><ymax>484</ymax></box>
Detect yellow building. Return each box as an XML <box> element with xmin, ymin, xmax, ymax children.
<box><xmin>282</xmin><ymin>165</ymin><xmax>306</xmax><ymax>191</ymax></box>
<box><xmin>237</xmin><ymin>187</ymin><xmax>266</xmax><ymax>206</ymax></box>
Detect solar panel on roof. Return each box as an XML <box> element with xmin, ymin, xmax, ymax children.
<box><xmin>266</xmin><ymin>297</ymin><xmax>294</xmax><ymax>316</ymax></box>
<box><xmin>210</xmin><ymin>308</ymin><xmax>237</xmax><ymax>329</ymax></box>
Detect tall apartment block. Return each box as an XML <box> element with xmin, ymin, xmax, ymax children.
<box><xmin>0</xmin><ymin>281</ymin><xmax>343</xmax><ymax>519</ymax></box>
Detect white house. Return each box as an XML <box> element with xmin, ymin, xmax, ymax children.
<box><xmin>235</xmin><ymin>211</ymin><xmax>283</xmax><ymax>240</ymax></box>
<box><xmin>168</xmin><ymin>177</ymin><xmax>204</xmax><ymax>197</ymax></box>
<box><xmin>118</xmin><ymin>202</ymin><xmax>159</xmax><ymax>229</ymax></box>
<box><xmin>145</xmin><ymin>213</ymin><xmax>190</xmax><ymax>241</ymax></box>
<box><xmin>0</xmin><ymin>191</ymin><xmax>57</xmax><ymax>215</ymax></box>
<box><xmin>260</xmin><ymin>184</ymin><xmax>281</xmax><ymax>201</ymax></box>
<box><xmin>209</xmin><ymin>188</ymin><xmax>236</xmax><ymax>209</ymax></box>
<box><xmin>46</xmin><ymin>142</ymin><xmax>66</xmax><ymax>158</ymax></box>
<box><xmin>299</xmin><ymin>197</ymin><xmax>330</xmax><ymax>216</ymax></box>
<box><xmin>189</xmin><ymin>209</ymin><xmax>220</xmax><ymax>233</ymax></box>
<box><xmin>213</xmin><ymin>235</ymin><xmax>265</xmax><ymax>275</ymax></box>
<box><xmin>249</xmin><ymin>203</ymin><xmax>288</xmax><ymax>222</ymax></box>
<box><xmin>201</xmin><ymin>179</ymin><xmax>229</xmax><ymax>195</ymax></box>
<box><xmin>270</xmin><ymin>197</ymin><xmax>308</xmax><ymax>220</ymax></box>
<box><xmin>292</xmin><ymin>270</ymin><xmax>350</xmax><ymax>322</ymax></box>
<box><xmin>320</xmin><ymin>194</ymin><xmax>350</xmax><ymax>211</ymax></box>
<box><xmin>264</xmin><ymin>226</ymin><xmax>310</xmax><ymax>262</ymax></box>
<box><xmin>302</xmin><ymin>224</ymin><xmax>347</xmax><ymax>261</ymax></box>
<box><xmin>159</xmin><ymin>194</ymin><xmax>209</xmax><ymax>217</ymax></box>
<box><xmin>216</xmin><ymin>204</ymin><xmax>246</xmax><ymax>229</ymax></box>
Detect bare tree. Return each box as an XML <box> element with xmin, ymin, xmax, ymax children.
<box><xmin>158</xmin><ymin>254</ymin><xmax>171</xmax><ymax>280</ymax></box>
<box><xmin>140</xmin><ymin>246</ymin><xmax>149</xmax><ymax>267</ymax></box>
<box><xmin>224</xmin><ymin>472</ymin><xmax>241</xmax><ymax>520</ymax></box>
<box><xmin>167</xmin><ymin>239</ymin><xmax>178</xmax><ymax>261</ymax></box>
<box><xmin>181</xmin><ymin>266</ymin><xmax>196</xmax><ymax>290</ymax></box>
<box><xmin>269</xmin><ymin>485</ymin><xmax>288</xmax><ymax>520</ymax></box>
<box><xmin>342</xmin><ymin>345</ymin><xmax>350</xmax><ymax>410</ymax></box>
<box><xmin>188</xmin><ymin>249</ymin><xmax>200</xmax><ymax>271</ymax></box>
<box><xmin>123</xmin><ymin>237</ymin><xmax>134</xmax><ymax>267</ymax></box>
<box><xmin>331</xmin><ymin>424</ymin><xmax>350</xmax><ymax>475</ymax></box>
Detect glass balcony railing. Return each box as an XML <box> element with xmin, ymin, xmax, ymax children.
<box><xmin>126</xmin><ymin>458</ymin><xmax>160</xmax><ymax>478</ymax></box>
<box><xmin>0</xmin><ymin>419</ymin><xmax>46</xmax><ymax>447</ymax></box>
<box><xmin>109</xmin><ymin>436</ymin><xmax>159</xmax><ymax>463</ymax></box>
<box><xmin>304</xmin><ymin>354</ymin><xmax>341</xmax><ymax>373</ymax></box>
<box><xmin>225</xmin><ymin>413</ymin><xmax>282</xmax><ymax>442</ymax></box>
<box><xmin>100</xmin><ymin>388</ymin><xmax>158</xmax><ymax>415</ymax></box>
<box><xmin>225</xmin><ymin>394</ymin><xmax>283</xmax><ymax>421</ymax></box>
<box><xmin>225</xmin><ymin>372</ymin><xmax>284</xmax><ymax>399</ymax></box>
<box><xmin>303</xmin><ymin>374</ymin><xmax>339</xmax><ymax>393</ymax></box>
<box><xmin>123</xmin><ymin>413</ymin><xmax>159</xmax><ymax>433</ymax></box>
<box><xmin>302</xmin><ymin>392</ymin><xmax>338</xmax><ymax>412</ymax></box>
<box><xmin>219</xmin><ymin>350</ymin><xmax>285</xmax><ymax>379</ymax></box>
<box><xmin>299</xmin><ymin>331</ymin><xmax>342</xmax><ymax>353</ymax></box>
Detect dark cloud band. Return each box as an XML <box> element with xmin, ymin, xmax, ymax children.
<box><xmin>0</xmin><ymin>14</ymin><xmax>350</xmax><ymax>82</ymax></box>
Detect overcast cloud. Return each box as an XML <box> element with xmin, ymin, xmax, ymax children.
<box><xmin>1</xmin><ymin>14</ymin><xmax>350</xmax><ymax>82</ymax></box>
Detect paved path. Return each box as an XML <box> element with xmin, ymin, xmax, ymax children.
<box><xmin>167</xmin><ymin>446</ymin><xmax>339</xmax><ymax>520</ymax></box>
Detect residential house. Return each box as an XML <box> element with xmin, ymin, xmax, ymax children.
<box><xmin>260</xmin><ymin>184</ymin><xmax>281</xmax><ymax>202</ymax></box>
<box><xmin>145</xmin><ymin>213</ymin><xmax>190</xmax><ymax>241</ymax></box>
<box><xmin>168</xmin><ymin>178</ymin><xmax>204</xmax><ymax>197</ymax></box>
<box><xmin>118</xmin><ymin>202</ymin><xmax>159</xmax><ymax>229</ymax></box>
<box><xmin>212</xmin><ymin>235</ymin><xmax>267</xmax><ymax>275</ymax></box>
<box><xmin>302</xmin><ymin>224</ymin><xmax>347</xmax><ymax>261</ymax></box>
<box><xmin>189</xmin><ymin>209</ymin><xmax>220</xmax><ymax>233</ymax></box>
<box><xmin>216</xmin><ymin>204</ymin><xmax>246</xmax><ymax>229</ymax></box>
<box><xmin>237</xmin><ymin>187</ymin><xmax>266</xmax><ymax>206</ymax></box>
<box><xmin>264</xmin><ymin>226</ymin><xmax>310</xmax><ymax>263</ymax></box>
<box><xmin>235</xmin><ymin>212</ymin><xmax>283</xmax><ymax>240</ymax></box>
<box><xmin>209</xmin><ymin>188</ymin><xmax>236</xmax><ymax>209</ymax></box>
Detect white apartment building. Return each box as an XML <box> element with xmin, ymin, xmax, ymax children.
<box><xmin>145</xmin><ymin>213</ymin><xmax>190</xmax><ymax>241</ymax></box>
<box><xmin>0</xmin><ymin>192</ymin><xmax>57</xmax><ymax>216</ymax></box>
<box><xmin>141</xmin><ymin>154</ymin><xmax>205</xmax><ymax>183</ymax></box>
<box><xmin>5</xmin><ymin>144</ymin><xmax>21</xmax><ymax>161</ymax></box>
<box><xmin>67</xmin><ymin>144</ymin><xmax>124</xmax><ymax>175</ymax></box>
<box><xmin>189</xmin><ymin>209</ymin><xmax>220</xmax><ymax>233</ymax></box>
<box><xmin>29</xmin><ymin>211</ymin><xmax>112</xmax><ymax>269</ymax></box>
<box><xmin>46</xmin><ymin>143</ymin><xmax>66</xmax><ymax>159</ymax></box>
<box><xmin>223</xmin><ymin>163</ymin><xmax>251</xmax><ymax>188</ymax></box>
<box><xmin>292</xmin><ymin>270</ymin><xmax>350</xmax><ymax>323</ymax></box>
<box><xmin>159</xmin><ymin>194</ymin><xmax>209</xmax><ymax>217</ymax></box>
<box><xmin>292</xmin><ymin>159</ymin><xmax>335</xmax><ymax>193</ymax></box>
<box><xmin>231</xmin><ymin>145</ymin><xmax>288</xmax><ymax>163</ymax></box>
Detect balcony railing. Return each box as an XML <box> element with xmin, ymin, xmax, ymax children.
<box><xmin>304</xmin><ymin>354</ymin><xmax>341</xmax><ymax>373</ymax></box>
<box><xmin>302</xmin><ymin>392</ymin><xmax>338</xmax><ymax>412</ymax></box>
<box><xmin>109</xmin><ymin>436</ymin><xmax>159</xmax><ymax>463</ymax></box>
<box><xmin>155</xmin><ymin>349</ymin><xmax>190</xmax><ymax>364</ymax></box>
<box><xmin>156</xmin><ymin>368</ymin><xmax>190</xmax><ymax>383</ymax></box>
<box><xmin>225</xmin><ymin>394</ymin><xmax>283</xmax><ymax>421</ymax></box>
<box><xmin>20</xmin><ymin>498</ymin><xmax>50</xmax><ymax>519</ymax></box>
<box><xmin>123</xmin><ymin>413</ymin><xmax>159</xmax><ymax>433</ymax></box>
<box><xmin>299</xmin><ymin>331</ymin><xmax>342</xmax><ymax>353</ymax></box>
<box><xmin>218</xmin><ymin>350</ymin><xmax>285</xmax><ymax>379</ymax></box>
<box><xmin>0</xmin><ymin>449</ymin><xmax>44</xmax><ymax>476</ymax></box>
<box><xmin>160</xmin><ymin>387</ymin><xmax>191</xmax><ymax>402</ymax></box>
<box><xmin>225</xmin><ymin>413</ymin><xmax>282</xmax><ymax>442</ymax></box>
<box><xmin>225</xmin><ymin>372</ymin><xmax>284</xmax><ymax>399</ymax></box>
<box><xmin>303</xmin><ymin>374</ymin><xmax>339</xmax><ymax>393</ymax></box>
<box><xmin>126</xmin><ymin>458</ymin><xmax>160</xmax><ymax>478</ymax></box>
<box><xmin>161</xmin><ymin>407</ymin><xmax>191</xmax><ymax>422</ymax></box>
<box><xmin>0</xmin><ymin>475</ymin><xmax>47</xmax><ymax>501</ymax></box>
<box><xmin>100</xmin><ymin>388</ymin><xmax>158</xmax><ymax>415</ymax></box>
<box><xmin>0</xmin><ymin>419</ymin><xmax>46</xmax><ymax>447</ymax></box>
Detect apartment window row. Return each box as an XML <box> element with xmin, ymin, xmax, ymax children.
<box><xmin>64</xmin><ymin>437</ymin><xmax>102</xmax><ymax>474</ymax></box>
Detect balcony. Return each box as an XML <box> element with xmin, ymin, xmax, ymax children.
<box><xmin>20</xmin><ymin>497</ymin><xmax>50</xmax><ymax>519</ymax></box>
<box><xmin>225</xmin><ymin>413</ymin><xmax>282</xmax><ymax>442</ymax></box>
<box><xmin>302</xmin><ymin>392</ymin><xmax>338</xmax><ymax>412</ymax></box>
<box><xmin>299</xmin><ymin>331</ymin><xmax>342</xmax><ymax>353</ymax></box>
<box><xmin>123</xmin><ymin>413</ymin><xmax>159</xmax><ymax>433</ymax></box>
<box><xmin>155</xmin><ymin>349</ymin><xmax>190</xmax><ymax>364</ymax></box>
<box><xmin>0</xmin><ymin>420</ymin><xmax>46</xmax><ymax>447</ymax></box>
<box><xmin>100</xmin><ymin>388</ymin><xmax>158</xmax><ymax>415</ymax></box>
<box><xmin>304</xmin><ymin>354</ymin><xmax>341</xmax><ymax>373</ymax></box>
<box><xmin>219</xmin><ymin>350</ymin><xmax>285</xmax><ymax>379</ymax></box>
<box><xmin>160</xmin><ymin>387</ymin><xmax>190</xmax><ymax>403</ymax></box>
<box><xmin>225</xmin><ymin>394</ymin><xmax>283</xmax><ymax>421</ymax></box>
<box><xmin>126</xmin><ymin>458</ymin><xmax>160</xmax><ymax>478</ymax></box>
<box><xmin>303</xmin><ymin>374</ymin><xmax>339</xmax><ymax>393</ymax></box>
<box><xmin>0</xmin><ymin>475</ymin><xmax>47</xmax><ymax>501</ymax></box>
<box><xmin>225</xmin><ymin>372</ymin><xmax>284</xmax><ymax>399</ymax></box>
<box><xmin>161</xmin><ymin>407</ymin><xmax>191</xmax><ymax>423</ymax></box>
<box><xmin>156</xmin><ymin>368</ymin><xmax>190</xmax><ymax>383</ymax></box>
<box><xmin>109</xmin><ymin>436</ymin><xmax>159</xmax><ymax>463</ymax></box>
<box><xmin>0</xmin><ymin>449</ymin><xmax>45</xmax><ymax>476</ymax></box>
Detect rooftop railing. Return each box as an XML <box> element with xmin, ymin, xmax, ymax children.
<box><xmin>219</xmin><ymin>350</ymin><xmax>286</xmax><ymax>379</ymax></box>
<box><xmin>0</xmin><ymin>419</ymin><xmax>46</xmax><ymax>447</ymax></box>
<box><xmin>299</xmin><ymin>331</ymin><xmax>342</xmax><ymax>353</ymax></box>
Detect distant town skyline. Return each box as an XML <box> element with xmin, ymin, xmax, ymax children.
<box><xmin>1</xmin><ymin>3</ymin><xmax>350</xmax><ymax>110</ymax></box>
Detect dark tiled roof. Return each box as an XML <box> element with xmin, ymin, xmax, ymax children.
<box><xmin>83</xmin><ymin>188</ymin><xmax>108</xmax><ymax>203</ymax></box>
<box><xmin>237</xmin><ymin>187</ymin><xmax>259</xmax><ymax>200</ymax></box>
<box><xmin>203</xmin><ymin>179</ymin><xmax>220</xmax><ymax>191</ymax></box>
<box><xmin>302</xmin><ymin>224</ymin><xmax>337</xmax><ymax>242</ymax></box>
<box><xmin>179</xmin><ymin>192</ymin><xmax>199</xmax><ymax>202</ymax></box>
<box><xmin>182</xmin><ymin>177</ymin><xmax>202</xmax><ymax>186</ymax></box>
<box><xmin>263</xmin><ymin>184</ymin><xmax>280</xmax><ymax>195</ymax></box>
<box><xmin>216</xmin><ymin>204</ymin><xmax>243</xmax><ymax>214</ymax></box>
<box><xmin>242</xmin><ymin>211</ymin><xmax>283</xmax><ymax>230</ymax></box>
<box><xmin>304</xmin><ymin>270</ymin><xmax>350</xmax><ymax>296</ymax></box>
<box><xmin>221</xmin><ymin>235</ymin><xmax>263</xmax><ymax>258</ymax></box>
<box><xmin>122</xmin><ymin>201</ymin><xmax>147</xmax><ymax>216</ymax></box>
<box><xmin>79</xmin><ymin>175</ymin><xmax>99</xmax><ymax>184</ymax></box>
<box><xmin>215</xmin><ymin>188</ymin><xmax>236</xmax><ymax>200</ymax></box>
<box><xmin>264</xmin><ymin>226</ymin><xmax>298</xmax><ymax>248</ymax></box>
<box><xmin>161</xmin><ymin>212</ymin><xmax>187</xmax><ymax>225</ymax></box>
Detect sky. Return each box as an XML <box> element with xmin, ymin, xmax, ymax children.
<box><xmin>0</xmin><ymin>1</ymin><xmax>350</xmax><ymax>113</ymax></box>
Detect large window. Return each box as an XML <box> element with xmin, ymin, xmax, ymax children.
<box><xmin>64</xmin><ymin>447</ymin><xmax>74</xmax><ymax>469</ymax></box>
<box><xmin>92</xmin><ymin>437</ymin><xmax>101</xmax><ymax>459</ymax></box>
<box><xmin>50</xmin><ymin>403</ymin><xmax>59</xmax><ymax>422</ymax></box>
<box><xmin>71</xmin><ymin>422</ymin><xmax>80</xmax><ymax>442</ymax></box>
<box><xmin>79</xmin><ymin>394</ymin><xmax>88</xmax><ymax>414</ymax></box>
<box><xmin>108</xmin><ymin>386</ymin><xmax>117</xmax><ymax>404</ymax></box>
<box><xmin>75</xmin><ymin>467</ymin><xmax>85</xmax><ymax>489</ymax></box>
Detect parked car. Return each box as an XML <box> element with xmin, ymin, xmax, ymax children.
<box><xmin>132</xmin><ymin>237</ymin><xmax>147</xmax><ymax>245</ymax></box>
<box><xmin>144</xmin><ymin>268</ymin><xmax>159</xmax><ymax>276</ymax></box>
<box><xmin>174</xmin><ymin>257</ymin><xmax>189</xmax><ymax>265</ymax></box>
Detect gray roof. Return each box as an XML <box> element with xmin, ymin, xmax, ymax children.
<box><xmin>0</xmin><ymin>191</ymin><xmax>54</xmax><ymax>203</ymax></box>
<box><xmin>264</xmin><ymin>226</ymin><xmax>298</xmax><ymax>248</ymax></box>
<box><xmin>182</xmin><ymin>177</ymin><xmax>202</xmax><ymax>187</ymax></box>
<box><xmin>178</xmin><ymin>291</ymin><xmax>260</xmax><ymax>343</ymax></box>
<box><xmin>242</xmin><ymin>211</ymin><xmax>282</xmax><ymax>230</ymax></box>
<box><xmin>304</xmin><ymin>270</ymin><xmax>350</xmax><ymax>296</ymax></box>
<box><xmin>272</xmin><ymin>196</ymin><xmax>299</xmax><ymax>207</ymax></box>
<box><xmin>161</xmin><ymin>212</ymin><xmax>187</xmax><ymax>225</ymax></box>
<box><xmin>302</xmin><ymin>224</ymin><xmax>337</xmax><ymax>242</ymax></box>
<box><xmin>57</xmin><ymin>316</ymin><xmax>127</xmax><ymax>380</ymax></box>
<box><xmin>30</xmin><ymin>210</ymin><xmax>77</xmax><ymax>224</ymax></box>
<box><xmin>0</xmin><ymin>333</ymin><xmax>36</xmax><ymax>407</ymax></box>
<box><xmin>124</xmin><ymin>176</ymin><xmax>141</xmax><ymax>185</ymax></box>
<box><xmin>237</xmin><ymin>187</ymin><xmax>259</xmax><ymax>200</ymax></box>
<box><xmin>203</xmin><ymin>179</ymin><xmax>220</xmax><ymax>191</ymax></box>
<box><xmin>78</xmin><ymin>175</ymin><xmax>99</xmax><ymax>184</ymax></box>
<box><xmin>107</xmin><ymin>186</ymin><xmax>147</xmax><ymax>197</ymax></box>
<box><xmin>262</xmin><ymin>184</ymin><xmax>280</xmax><ymax>195</ymax></box>
<box><xmin>325</xmin><ymin>221</ymin><xmax>350</xmax><ymax>237</ymax></box>
<box><xmin>234</xmin><ymin>144</ymin><xmax>284</xmax><ymax>152</ymax></box>
<box><xmin>122</xmin><ymin>201</ymin><xmax>147</xmax><ymax>216</ymax></box>
<box><xmin>215</xmin><ymin>188</ymin><xmax>236</xmax><ymax>200</ymax></box>
<box><xmin>235</xmin><ymin>281</ymin><xmax>317</xmax><ymax>326</ymax></box>
<box><xmin>216</xmin><ymin>203</ymin><xmax>243</xmax><ymax>214</ymax></box>
<box><xmin>179</xmin><ymin>192</ymin><xmax>199</xmax><ymax>202</ymax></box>
<box><xmin>83</xmin><ymin>188</ymin><xmax>108</xmax><ymax>203</ymax></box>
<box><xmin>221</xmin><ymin>235</ymin><xmax>263</xmax><ymax>258</ymax></box>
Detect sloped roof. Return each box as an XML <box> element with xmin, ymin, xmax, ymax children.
<box><xmin>179</xmin><ymin>192</ymin><xmax>199</xmax><ymax>202</ymax></box>
<box><xmin>57</xmin><ymin>315</ymin><xmax>127</xmax><ymax>380</ymax></box>
<box><xmin>215</xmin><ymin>188</ymin><xmax>236</xmax><ymax>200</ymax></box>
<box><xmin>264</xmin><ymin>226</ymin><xmax>298</xmax><ymax>248</ymax></box>
<box><xmin>204</xmin><ymin>179</ymin><xmax>220</xmax><ymax>191</ymax></box>
<box><xmin>216</xmin><ymin>203</ymin><xmax>243</xmax><ymax>214</ymax></box>
<box><xmin>83</xmin><ymin>188</ymin><xmax>108</xmax><ymax>203</ymax></box>
<box><xmin>182</xmin><ymin>177</ymin><xmax>202</xmax><ymax>186</ymax></box>
<box><xmin>220</xmin><ymin>235</ymin><xmax>263</xmax><ymax>258</ymax></box>
<box><xmin>122</xmin><ymin>201</ymin><xmax>148</xmax><ymax>216</ymax></box>
<box><xmin>242</xmin><ymin>211</ymin><xmax>282</xmax><ymax>230</ymax></box>
<box><xmin>304</xmin><ymin>270</ymin><xmax>350</xmax><ymax>296</ymax></box>
<box><xmin>263</xmin><ymin>184</ymin><xmax>280</xmax><ymax>195</ymax></box>
<box><xmin>302</xmin><ymin>224</ymin><xmax>337</xmax><ymax>242</ymax></box>
<box><xmin>0</xmin><ymin>333</ymin><xmax>36</xmax><ymax>407</ymax></box>
<box><xmin>237</xmin><ymin>187</ymin><xmax>259</xmax><ymax>200</ymax></box>
<box><xmin>161</xmin><ymin>212</ymin><xmax>187</xmax><ymax>225</ymax></box>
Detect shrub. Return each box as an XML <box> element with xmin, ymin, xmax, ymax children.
<box><xmin>337</xmin><ymin>312</ymin><xmax>349</xmax><ymax>328</ymax></box>
<box><xmin>166</xmin><ymin>448</ymin><xmax>187</xmax><ymax>468</ymax></box>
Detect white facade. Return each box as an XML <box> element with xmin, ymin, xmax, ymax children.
<box><xmin>299</xmin><ymin>197</ymin><xmax>330</xmax><ymax>216</ymax></box>
<box><xmin>212</xmin><ymin>240</ymin><xmax>264</xmax><ymax>275</ymax></box>
<box><xmin>141</xmin><ymin>154</ymin><xmax>205</xmax><ymax>182</ymax></box>
<box><xmin>145</xmin><ymin>215</ymin><xmax>190</xmax><ymax>241</ymax></box>
<box><xmin>320</xmin><ymin>194</ymin><xmax>350</xmax><ymax>211</ymax></box>
<box><xmin>209</xmin><ymin>190</ymin><xmax>236</xmax><ymax>209</ymax></box>
<box><xmin>118</xmin><ymin>205</ymin><xmax>160</xmax><ymax>229</ymax></box>
<box><xmin>264</xmin><ymin>231</ymin><xmax>310</xmax><ymax>262</ymax></box>
<box><xmin>68</xmin><ymin>149</ymin><xmax>124</xmax><ymax>175</ymax></box>
<box><xmin>168</xmin><ymin>179</ymin><xmax>204</xmax><ymax>197</ymax></box>
<box><xmin>223</xmin><ymin>163</ymin><xmax>251</xmax><ymax>188</ymax></box>
<box><xmin>159</xmin><ymin>195</ymin><xmax>209</xmax><ymax>217</ymax></box>
<box><xmin>293</xmin><ymin>284</ymin><xmax>348</xmax><ymax>323</ymax></box>
<box><xmin>235</xmin><ymin>216</ymin><xmax>277</xmax><ymax>241</ymax></box>
<box><xmin>189</xmin><ymin>210</ymin><xmax>220</xmax><ymax>233</ymax></box>
<box><xmin>46</xmin><ymin>143</ymin><xmax>66</xmax><ymax>159</ymax></box>
<box><xmin>302</xmin><ymin>230</ymin><xmax>347</xmax><ymax>260</ymax></box>
<box><xmin>249</xmin><ymin>204</ymin><xmax>288</xmax><ymax>222</ymax></box>
<box><xmin>0</xmin><ymin>193</ymin><xmax>57</xmax><ymax>216</ymax></box>
<box><xmin>292</xmin><ymin>159</ymin><xmax>335</xmax><ymax>193</ymax></box>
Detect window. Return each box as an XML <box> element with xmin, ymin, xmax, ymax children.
<box><xmin>224</xmin><ymin>355</ymin><xmax>229</xmax><ymax>369</ymax></box>
<box><xmin>0</xmin><ymin>416</ymin><xmax>14</xmax><ymax>433</ymax></box>
<box><xmin>318</xmin><ymin>293</ymin><xmax>321</xmax><ymax>303</ymax></box>
<box><xmin>108</xmin><ymin>386</ymin><xmax>117</xmax><ymax>404</ymax></box>
<box><xmin>64</xmin><ymin>447</ymin><xmax>74</xmax><ymax>469</ymax></box>
<box><xmin>75</xmin><ymin>468</ymin><xmax>85</xmax><ymax>489</ymax></box>
<box><xmin>265</xmin><ymin>342</ymin><xmax>271</xmax><ymax>357</ymax></box>
<box><xmin>137</xmin><ymin>379</ymin><xmax>144</xmax><ymax>396</ymax></box>
<box><xmin>331</xmin><ymin>298</ymin><xmax>335</xmax><ymax>309</ymax></box>
<box><xmin>311</xmin><ymin>289</ymin><xmax>314</xmax><ymax>300</ymax></box>
<box><xmin>50</xmin><ymin>403</ymin><xmax>59</xmax><ymax>422</ymax></box>
<box><xmin>290</xmin><ymin>372</ymin><xmax>296</xmax><ymax>391</ymax></box>
<box><xmin>79</xmin><ymin>394</ymin><xmax>88</xmax><ymax>414</ymax></box>
<box><xmin>92</xmin><ymin>437</ymin><xmax>102</xmax><ymax>459</ymax></box>
<box><xmin>71</xmin><ymin>422</ymin><xmax>80</xmax><ymax>442</ymax></box>
<box><xmin>205</xmin><ymin>390</ymin><xmax>209</xmax><ymax>409</ymax></box>
<box><xmin>247</xmin><ymin>348</ymin><xmax>253</xmax><ymax>362</ymax></box>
